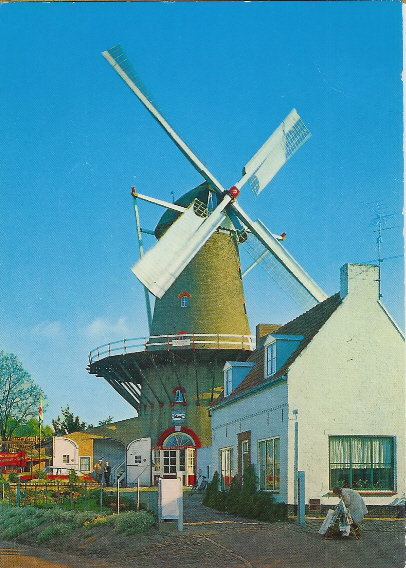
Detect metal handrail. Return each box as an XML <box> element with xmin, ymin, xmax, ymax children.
<box><xmin>89</xmin><ymin>333</ymin><xmax>256</xmax><ymax>364</ymax></box>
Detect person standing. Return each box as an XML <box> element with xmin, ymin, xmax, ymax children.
<box><xmin>333</xmin><ymin>486</ymin><xmax>368</xmax><ymax>535</ymax></box>
<box><xmin>94</xmin><ymin>459</ymin><xmax>103</xmax><ymax>484</ymax></box>
<box><xmin>104</xmin><ymin>461</ymin><xmax>111</xmax><ymax>487</ymax></box>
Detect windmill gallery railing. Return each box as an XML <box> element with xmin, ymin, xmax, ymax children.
<box><xmin>89</xmin><ymin>333</ymin><xmax>256</xmax><ymax>365</ymax></box>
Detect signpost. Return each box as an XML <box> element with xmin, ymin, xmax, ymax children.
<box><xmin>158</xmin><ymin>477</ymin><xmax>183</xmax><ymax>531</ymax></box>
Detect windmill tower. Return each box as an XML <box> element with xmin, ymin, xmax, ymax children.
<box><xmin>88</xmin><ymin>45</ymin><xmax>327</xmax><ymax>486</ymax></box>
<box><xmin>149</xmin><ymin>181</ymin><xmax>250</xmax><ymax>339</ymax></box>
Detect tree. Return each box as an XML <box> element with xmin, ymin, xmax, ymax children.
<box><xmin>52</xmin><ymin>406</ymin><xmax>87</xmax><ymax>435</ymax></box>
<box><xmin>0</xmin><ymin>351</ymin><xmax>45</xmax><ymax>442</ymax></box>
<box><xmin>13</xmin><ymin>417</ymin><xmax>53</xmax><ymax>438</ymax></box>
<box><xmin>98</xmin><ymin>416</ymin><xmax>114</xmax><ymax>426</ymax></box>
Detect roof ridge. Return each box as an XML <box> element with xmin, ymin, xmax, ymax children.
<box><xmin>214</xmin><ymin>292</ymin><xmax>342</xmax><ymax>404</ymax></box>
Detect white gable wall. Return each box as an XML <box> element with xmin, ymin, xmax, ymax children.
<box><xmin>287</xmin><ymin>264</ymin><xmax>405</xmax><ymax>506</ymax></box>
<box><xmin>53</xmin><ymin>437</ymin><xmax>79</xmax><ymax>470</ymax></box>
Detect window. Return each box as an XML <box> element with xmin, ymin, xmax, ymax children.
<box><xmin>175</xmin><ymin>389</ymin><xmax>185</xmax><ymax>403</ymax></box>
<box><xmin>62</xmin><ymin>454</ymin><xmax>70</xmax><ymax>464</ymax></box>
<box><xmin>329</xmin><ymin>436</ymin><xmax>394</xmax><ymax>491</ymax></box>
<box><xmin>163</xmin><ymin>432</ymin><xmax>194</xmax><ymax>447</ymax></box>
<box><xmin>224</xmin><ymin>368</ymin><xmax>233</xmax><ymax>397</ymax></box>
<box><xmin>79</xmin><ymin>456</ymin><xmax>90</xmax><ymax>472</ymax></box>
<box><xmin>266</xmin><ymin>342</ymin><xmax>277</xmax><ymax>376</ymax></box>
<box><xmin>153</xmin><ymin>450</ymin><xmax>161</xmax><ymax>472</ymax></box>
<box><xmin>178</xmin><ymin>292</ymin><xmax>191</xmax><ymax>307</ymax></box>
<box><xmin>241</xmin><ymin>440</ymin><xmax>249</xmax><ymax>475</ymax></box>
<box><xmin>163</xmin><ymin>449</ymin><xmax>178</xmax><ymax>474</ymax></box>
<box><xmin>258</xmin><ymin>437</ymin><xmax>280</xmax><ymax>491</ymax></box>
<box><xmin>220</xmin><ymin>447</ymin><xmax>233</xmax><ymax>488</ymax></box>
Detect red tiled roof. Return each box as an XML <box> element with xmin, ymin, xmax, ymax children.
<box><xmin>214</xmin><ymin>293</ymin><xmax>342</xmax><ymax>404</ymax></box>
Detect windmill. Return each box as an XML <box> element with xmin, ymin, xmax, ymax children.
<box><xmin>88</xmin><ymin>45</ymin><xmax>329</xmax><ymax>484</ymax></box>
<box><xmin>102</xmin><ymin>44</ymin><xmax>328</xmax><ymax>315</ymax></box>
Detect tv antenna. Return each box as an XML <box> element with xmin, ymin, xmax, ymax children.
<box><xmin>366</xmin><ymin>201</ymin><xmax>402</xmax><ymax>299</ymax></box>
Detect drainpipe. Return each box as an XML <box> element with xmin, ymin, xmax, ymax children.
<box><xmin>292</xmin><ymin>409</ymin><xmax>298</xmax><ymax>507</ymax></box>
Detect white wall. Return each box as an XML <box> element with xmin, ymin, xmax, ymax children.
<box><xmin>196</xmin><ymin>445</ymin><xmax>212</xmax><ymax>481</ymax></box>
<box><xmin>211</xmin><ymin>382</ymin><xmax>289</xmax><ymax>501</ymax></box>
<box><xmin>126</xmin><ymin>437</ymin><xmax>152</xmax><ymax>486</ymax></box>
<box><xmin>53</xmin><ymin>437</ymin><xmax>79</xmax><ymax>470</ymax></box>
<box><xmin>211</xmin><ymin>265</ymin><xmax>405</xmax><ymax>508</ymax></box>
<box><xmin>287</xmin><ymin>265</ymin><xmax>405</xmax><ymax>506</ymax></box>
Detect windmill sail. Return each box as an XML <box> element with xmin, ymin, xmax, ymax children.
<box><xmin>102</xmin><ymin>45</ymin><xmax>225</xmax><ymax>192</ymax></box>
<box><xmin>103</xmin><ymin>45</ymin><xmax>326</xmax><ymax>307</ymax></box>
<box><xmin>241</xmin><ymin>109</ymin><xmax>311</xmax><ymax>196</ymax></box>
<box><xmin>231</xmin><ymin>202</ymin><xmax>328</xmax><ymax>305</ymax></box>
<box><xmin>132</xmin><ymin>199</ymin><xmax>228</xmax><ymax>298</ymax></box>
<box><xmin>241</xmin><ymin>232</ymin><xmax>319</xmax><ymax>310</ymax></box>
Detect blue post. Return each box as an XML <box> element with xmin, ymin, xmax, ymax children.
<box><xmin>16</xmin><ymin>483</ymin><xmax>20</xmax><ymax>507</ymax></box>
<box><xmin>298</xmin><ymin>471</ymin><xmax>305</xmax><ymax>525</ymax></box>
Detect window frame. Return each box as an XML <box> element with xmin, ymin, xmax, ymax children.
<box><xmin>220</xmin><ymin>446</ymin><xmax>234</xmax><ymax>489</ymax></box>
<box><xmin>62</xmin><ymin>454</ymin><xmax>70</xmax><ymax>464</ymax></box>
<box><xmin>258</xmin><ymin>436</ymin><xmax>280</xmax><ymax>492</ymax></box>
<box><xmin>266</xmin><ymin>342</ymin><xmax>277</xmax><ymax>377</ymax></box>
<box><xmin>224</xmin><ymin>367</ymin><xmax>233</xmax><ymax>397</ymax></box>
<box><xmin>79</xmin><ymin>456</ymin><xmax>91</xmax><ymax>472</ymax></box>
<box><xmin>241</xmin><ymin>440</ymin><xmax>249</xmax><ymax>474</ymax></box>
<box><xmin>329</xmin><ymin>435</ymin><xmax>395</xmax><ymax>492</ymax></box>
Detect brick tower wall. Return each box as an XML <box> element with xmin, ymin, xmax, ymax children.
<box><xmin>150</xmin><ymin>231</ymin><xmax>250</xmax><ymax>338</ymax></box>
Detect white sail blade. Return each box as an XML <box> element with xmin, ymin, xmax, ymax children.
<box><xmin>237</xmin><ymin>109</ymin><xmax>311</xmax><ymax>196</ymax></box>
<box><xmin>102</xmin><ymin>45</ymin><xmax>225</xmax><ymax>192</ymax></box>
<box><xmin>231</xmin><ymin>202</ymin><xmax>327</xmax><ymax>304</ymax></box>
<box><xmin>132</xmin><ymin>201</ymin><xmax>228</xmax><ymax>298</ymax></box>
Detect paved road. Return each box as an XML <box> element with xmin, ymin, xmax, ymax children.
<box><xmin>0</xmin><ymin>493</ymin><xmax>403</xmax><ymax>568</ymax></box>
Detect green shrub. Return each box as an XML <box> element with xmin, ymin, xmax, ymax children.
<box><xmin>112</xmin><ymin>511</ymin><xmax>156</xmax><ymax>535</ymax></box>
<box><xmin>8</xmin><ymin>473</ymin><xmax>19</xmax><ymax>483</ymax></box>
<box><xmin>68</xmin><ymin>469</ymin><xmax>79</xmax><ymax>484</ymax></box>
<box><xmin>1</xmin><ymin>518</ymin><xmax>40</xmax><ymax>539</ymax></box>
<box><xmin>203</xmin><ymin>467</ymin><xmax>287</xmax><ymax>522</ymax></box>
<box><xmin>84</xmin><ymin>514</ymin><xmax>115</xmax><ymax>529</ymax></box>
<box><xmin>242</xmin><ymin>465</ymin><xmax>257</xmax><ymax>496</ymax></box>
<box><xmin>202</xmin><ymin>471</ymin><xmax>220</xmax><ymax>507</ymax></box>
<box><xmin>36</xmin><ymin>523</ymin><xmax>75</xmax><ymax>544</ymax></box>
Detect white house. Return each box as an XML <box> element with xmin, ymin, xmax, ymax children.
<box><xmin>210</xmin><ymin>264</ymin><xmax>405</xmax><ymax>512</ymax></box>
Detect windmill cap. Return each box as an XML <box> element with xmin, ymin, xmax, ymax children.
<box><xmin>155</xmin><ymin>182</ymin><xmax>220</xmax><ymax>239</ymax></box>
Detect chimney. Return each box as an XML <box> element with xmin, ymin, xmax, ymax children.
<box><xmin>340</xmin><ymin>263</ymin><xmax>379</xmax><ymax>301</ymax></box>
<box><xmin>256</xmin><ymin>323</ymin><xmax>281</xmax><ymax>346</ymax></box>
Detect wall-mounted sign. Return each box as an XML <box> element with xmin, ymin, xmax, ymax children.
<box><xmin>172</xmin><ymin>338</ymin><xmax>191</xmax><ymax>347</ymax></box>
<box><xmin>171</xmin><ymin>410</ymin><xmax>186</xmax><ymax>423</ymax></box>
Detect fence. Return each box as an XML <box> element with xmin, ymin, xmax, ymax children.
<box><xmin>1</xmin><ymin>481</ymin><xmax>101</xmax><ymax>511</ymax></box>
<box><xmin>89</xmin><ymin>333</ymin><xmax>256</xmax><ymax>364</ymax></box>
<box><xmin>0</xmin><ymin>482</ymin><xmax>159</xmax><ymax>515</ymax></box>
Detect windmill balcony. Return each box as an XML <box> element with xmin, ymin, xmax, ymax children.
<box><xmin>89</xmin><ymin>333</ymin><xmax>256</xmax><ymax>365</ymax></box>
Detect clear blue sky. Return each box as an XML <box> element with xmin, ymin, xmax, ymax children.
<box><xmin>0</xmin><ymin>2</ymin><xmax>403</xmax><ymax>426</ymax></box>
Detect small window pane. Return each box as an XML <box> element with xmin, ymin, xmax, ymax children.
<box><xmin>79</xmin><ymin>456</ymin><xmax>90</xmax><ymax>472</ymax></box>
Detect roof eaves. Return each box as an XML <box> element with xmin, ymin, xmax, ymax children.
<box><xmin>211</xmin><ymin>373</ymin><xmax>287</xmax><ymax>411</ymax></box>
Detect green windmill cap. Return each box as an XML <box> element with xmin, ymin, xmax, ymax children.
<box><xmin>155</xmin><ymin>181</ymin><xmax>221</xmax><ymax>239</ymax></box>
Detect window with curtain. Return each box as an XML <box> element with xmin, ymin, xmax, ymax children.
<box><xmin>329</xmin><ymin>436</ymin><xmax>394</xmax><ymax>490</ymax></box>
<box><xmin>220</xmin><ymin>447</ymin><xmax>233</xmax><ymax>489</ymax></box>
<box><xmin>258</xmin><ymin>437</ymin><xmax>280</xmax><ymax>491</ymax></box>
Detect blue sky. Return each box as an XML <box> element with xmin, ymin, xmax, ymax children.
<box><xmin>0</xmin><ymin>2</ymin><xmax>403</xmax><ymax>426</ymax></box>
